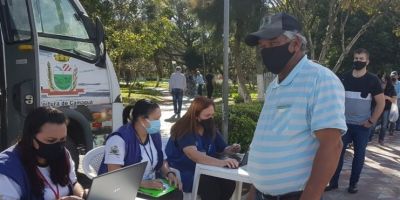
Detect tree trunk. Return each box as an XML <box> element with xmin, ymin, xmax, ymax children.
<box><xmin>318</xmin><ymin>0</ymin><xmax>340</xmax><ymax>64</ymax></box>
<box><xmin>332</xmin><ymin>14</ymin><xmax>382</xmax><ymax>72</ymax></box>
<box><xmin>255</xmin><ymin>47</ymin><xmax>265</xmax><ymax>101</ymax></box>
<box><xmin>233</xmin><ymin>21</ymin><xmax>251</xmax><ymax>103</ymax></box>
<box><xmin>154</xmin><ymin>53</ymin><xmax>162</xmax><ymax>88</ymax></box>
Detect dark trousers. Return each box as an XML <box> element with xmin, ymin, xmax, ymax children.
<box><xmin>378</xmin><ymin>110</ymin><xmax>390</xmax><ymax>141</ymax></box>
<box><xmin>255</xmin><ymin>190</ymin><xmax>303</xmax><ymax>200</ymax></box>
<box><xmin>330</xmin><ymin>124</ymin><xmax>370</xmax><ymax>187</ymax></box>
<box><xmin>171</xmin><ymin>88</ymin><xmax>183</xmax><ymax>114</ymax></box>
<box><xmin>197</xmin><ymin>84</ymin><xmax>203</xmax><ymax>96</ymax></box>
<box><xmin>396</xmin><ymin>99</ymin><xmax>400</xmax><ymax>130</ymax></box>
<box><xmin>206</xmin><ymin>85</ymin><xmax>213</xmax><ymax>98</ymax></box>
<box><xmin>198</xmin><ymin>175</ymin><xmax>236</xmax><ymax>200</ymax></box>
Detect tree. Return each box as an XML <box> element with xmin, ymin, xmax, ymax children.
<box><xmin>274</xmin><ymin>0</ymin><xmax>400</xmax><ymax>72</ymax></box>
<box><xmin>193</xmin><ymin>0</ymin><xmax>268</xmax><ymax>102</ymax></box>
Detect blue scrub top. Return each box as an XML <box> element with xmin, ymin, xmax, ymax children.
<box><xmin>165</xmin><ymin>132</ymin><xmax>227</xmax><ymax>192</ymax></box>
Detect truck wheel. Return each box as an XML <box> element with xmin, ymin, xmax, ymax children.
<box><xmin>66</xmin><ymin>136</ymin><xmax>79</xmax><ymax>171</ymax></box>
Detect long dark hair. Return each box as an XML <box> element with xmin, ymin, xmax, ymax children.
<box><xmin>171</xmin><ymin>96</ymin><xmax>216</xmax><ymax>140</ymax></box>
<box><xmin>130</xmin><ymin>99</ymin><xmax>160</xmax><ymax>123</ymax></box>
<box><xmin>16</xmin><ymin>107</ymin><xmax>70</xmax><ymax>197</ymax></box>
<box><xmin>122</xmin><ymin>104</ymin><xmax>135</xmax><ymax>125</ymax></box>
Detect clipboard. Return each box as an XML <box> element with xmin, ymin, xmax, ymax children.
<box><xmin>138</xmin><ymin>179</ymin><xmax>176</xmax><ymax>198</ymax></box>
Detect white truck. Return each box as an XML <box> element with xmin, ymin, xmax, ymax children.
<box><xmin>0</xmin><ymin>0</ymin><xmax>123</xmax><ymax>168</ymax></box>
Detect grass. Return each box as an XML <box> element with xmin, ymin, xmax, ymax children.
<box><xmin>119</xmin><ymin>80</ymin><xmax>261</xmax><ymax>104</ymax></box>
<box><xmin>120</xmin><ymin>85</ymin><xmax>164</xmax><ymax>104</ymax></box>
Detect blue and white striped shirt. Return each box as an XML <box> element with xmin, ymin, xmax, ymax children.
<box><xmin>248</xmin><ymin>56</ymin><xmax>347</xmax><ymax>195</ymax></box>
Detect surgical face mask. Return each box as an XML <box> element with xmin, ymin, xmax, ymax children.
<box><xmin>352</xmin><ymin>61</ymin><xmax>367</xmax><ymax>70</ymax></box>
<box><xmin>261</xmin><ymin>42</ymin><xmax>294</xmax><ymax>74</ymax></box>
<box><xmin>34</xmin><ymin>137</ymin><xmax>66</xmax><ymax>161</ymax></box>
<box><xmin>145</xmin><ymin>119</ymin><xmax>161</xmax><ymax>134</ymax></box>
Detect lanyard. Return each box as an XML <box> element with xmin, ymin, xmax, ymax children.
<box><xmin>139</xmin><ymin>134</ymin><xmax>154</xmax><ymax>171</ymax></box>
<box><xmin>36</xmin><ymin>168</ymin><xmax>60</xmax><ymax>199</ymax></box>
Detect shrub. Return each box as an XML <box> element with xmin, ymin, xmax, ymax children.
<box><xmin>233</xmin><ymin>94</ymin><xmax>244</xmax><ymax>103</ymax></box>
<box><xmin>214</xmin><ymin>102</ymin><xmax>263</xmax><ymax>152</ymax></box>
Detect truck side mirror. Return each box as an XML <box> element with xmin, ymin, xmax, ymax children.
<box><xmin>79</xmin><ymin>14</ymin><xmax>96</xmax><ymax>40</ymax></box>
<box><xmin>95</xmin><ymin>17</ymin><xmax>106</xmax><ymax>68</ymax></box>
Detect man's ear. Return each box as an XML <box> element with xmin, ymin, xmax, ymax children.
<box><xmin>289</xmin><ymin>36</ymin><xmax>301</xmax><ymax>53</ymax></box>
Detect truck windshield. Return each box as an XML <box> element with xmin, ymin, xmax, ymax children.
<box><xmin>2</xmin><ymin>0</ymin><xmax>32</xmax><ymax>42</ymax></box>
<box><xmin>32</xmin><ymin>0</ymin><xmax>96</xmax><ymax>60</ymax></box>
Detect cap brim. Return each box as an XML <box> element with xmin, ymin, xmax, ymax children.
<box><xmin>244</xmin><ymin>29</ymin><xmax>284</xmax><ymax>46</ymax></box>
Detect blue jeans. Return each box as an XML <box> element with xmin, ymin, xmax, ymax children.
<box><xmin>330</xmin><ymin>124</ymin><xmax>370</xmax><ymax>187</ymax></box>
<box><xmin>171</xmin><ymin>88</ymin><xmax>183</xmax><ymax>114</ymax></box>
<box><xmin>378</xmin><ymin>110</ymin><xmax>390</xmax><ymax>141</ymax></box>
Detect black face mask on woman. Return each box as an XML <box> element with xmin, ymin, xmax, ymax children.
<box><xmin>261</xmin><ymin>42</ymin><xmax>294</xmax><ymax>74</ymax></box>
<box><xmin>200</xmin><ymin>118</ymin><xmax>216</xmax><ymax>136</ymax></box>
<box><xmin>34</xmin><ymin>137</ymin><xmax>66</xmax><ymax>161</ymax></box>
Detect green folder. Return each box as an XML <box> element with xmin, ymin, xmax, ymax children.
<box><xmin>138</xmin><ymin>179</ymin><xmax>176</xmax><ymax>198</ymax></box>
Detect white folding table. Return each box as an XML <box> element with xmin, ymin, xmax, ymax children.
<box><xmin>191</xmin><ymin>164</ymin><xmax>252</xmax><ymax>200</ymax></box>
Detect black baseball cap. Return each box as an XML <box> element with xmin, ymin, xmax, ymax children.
<box><xmin>245</xmin><ymin>13</ymin><xmax>302</xmax><ymax>46</ymax></box>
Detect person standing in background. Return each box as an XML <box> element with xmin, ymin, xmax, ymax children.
<box><xmin>205</xmin><ymin>72</ymin><xmax>214</xmax><ymax>99</ymax></box>
<box><xmin>169</xmin><ymin>66</ymin><xmax>186</xmax><ymax>118</ymax></box>
<box><xmin>328</xmin><ymin>48</ymin><xmax>384</xmax><ymax>194</ymax></box>
<box><xmin>195</xmin><ymin>70</ymin><xmax>205</xmax><ymax>96</ymax></box>
<box><xmin>391</xmin><ymin>71</ymin><xmax>400</xmax><ymax>132</ymax></box>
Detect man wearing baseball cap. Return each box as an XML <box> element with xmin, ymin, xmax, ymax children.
<box><xmin>245</xmin><ymin>13</ymin><xmax>347</xmax><ymax>200</ymax></box>
<box><xmin>391</xmin><ymin>71</ymin><xmax>400</xmax><ymax>131</ymax></box>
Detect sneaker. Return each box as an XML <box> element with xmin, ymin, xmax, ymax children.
<box><xmin>348</xmin><ymin>185</ymin><xmax>358</xmax><ymax>194</ymax></box>
<box><xmin>379</xmin><ymin>140</ymin><xmax>385</xmax><ymax>146</ymax></box>
<box><xmin>325</xmin><ymin>185</ymin><xmax>338</xmax><ymax>191</ymax></box>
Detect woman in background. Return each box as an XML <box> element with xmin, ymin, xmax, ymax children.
<box><xmin>165</xmin><ymin>96</ymin><xmax>240</xmax><ymax>200</ymax></box>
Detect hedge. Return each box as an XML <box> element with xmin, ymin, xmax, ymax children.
<box><xmin>214</xmin><ymin>102</ymin><xmax>263</xmax><ymax>152</ymax></box>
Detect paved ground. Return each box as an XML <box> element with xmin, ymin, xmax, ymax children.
<box><xmin>79</xmin><ymin>88</ymin><xmax>400</xmax><ymax>200</ymax></box>
<box><xmin>323</xmin><ymin>133</ymin><xmax>400</xmax><ymax>200</ymax></box>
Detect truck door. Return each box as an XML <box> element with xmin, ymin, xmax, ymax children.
<box><xmin>0</xmin><ymin>22</ymin><xmax>6</xmax><ymax>149</ymax></box>
<box><xmin>0</xmin><ymin>0</ymin><xmax>39</xmax><ymax>150</ymax></box>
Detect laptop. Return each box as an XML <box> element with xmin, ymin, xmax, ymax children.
<box><xmin>87</xmin><ymin>161</ymin><xmax>147</xmax><ymax>200</ymax></box>
<box><xmin>216</xmin><ymin>151</ymin><xmax>249</xmax><ymax>167</ymax></box>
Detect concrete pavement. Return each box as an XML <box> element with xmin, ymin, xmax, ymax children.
<box><xmin>323</xmin><ymin>134</ymin><xmax>400</xmax><ymax>200</ymax></box>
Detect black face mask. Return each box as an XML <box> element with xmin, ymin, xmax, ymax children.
<box><xmin>200</xmin><ymin>118</ymin><xmax>216</xmax><ymax>136</ymax></box>
<box><xmin>34</xmin><ymin>137</ymin><xmax>66</xmax><ymax>161</ymax></box>
<box><xmin>261</xmin><ymin>42</ymin><xmax>294</xmax><ymax>74</ymax></box>
<box><xmin>352</xmin><ymin>61</ymin><xmax>367</xmax><ymax>70</ymax></box>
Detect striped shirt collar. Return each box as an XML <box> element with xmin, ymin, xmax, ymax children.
<box><xmin>271</xmin><ymin>55</ymin><xmax>307</xmax><ymax>89</ymax></box>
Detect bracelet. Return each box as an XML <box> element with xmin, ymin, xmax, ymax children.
<box><xmin>368</xmin><ymin>119</ymin><xmax>374</xmax><ymax>124</ymax></box>
<box><xmin>166</xmin><ymin>171</ymin><xmax>176</xmax><ymax>177</ymax></box>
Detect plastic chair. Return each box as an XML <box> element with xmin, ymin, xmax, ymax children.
<box><xmin>82</xmin><ymin>146</ymin><xmax>105</xmax><ymax>179</ymax></box>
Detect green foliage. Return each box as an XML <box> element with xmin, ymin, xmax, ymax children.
<box><xmin>214</xmin><ymin>102</ymin><xmax>263</xmax><ymax>152</ymax></box>
<box><xmin>232</xmin><ymin>94</ymin><xmax>244</xmax><ymax>104</ymax></box>
<box><xmin>120</xmin><ymin>86</ymin><xmax>164</xmax><ymax>104</ymax></box>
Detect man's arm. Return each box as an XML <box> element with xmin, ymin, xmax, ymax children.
<box><xmin>364</xmin><ymin>93</ymin><xmax>384</xmax><ymax>127</ymax></box>
<box><xmin>300</xmin><ymin>128</ymin><xmax>343</xmax><ymax>200</ymax></box>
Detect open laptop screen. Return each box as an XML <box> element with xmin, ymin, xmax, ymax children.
<box><xmin>87</xmin><ymin>161</ymin><xmax>147</xmax><ymax>200</ymax></box>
